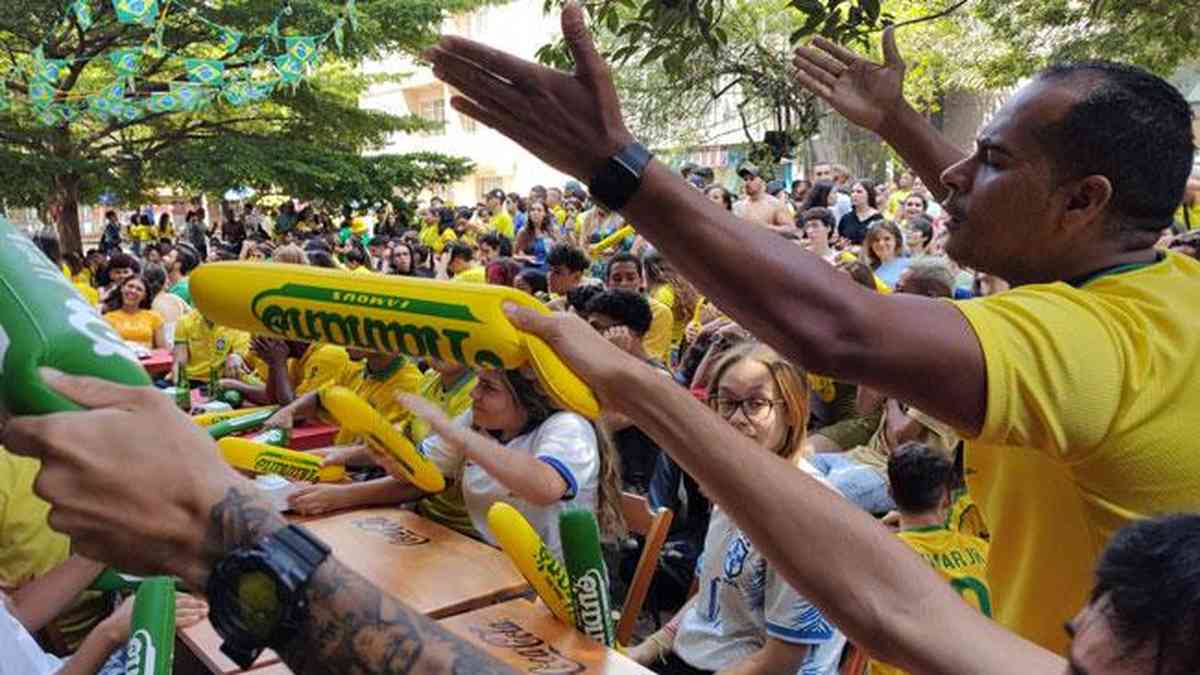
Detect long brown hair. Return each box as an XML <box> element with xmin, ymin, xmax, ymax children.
<box><xmin>503</xmin><ymin>369</ymin><xmax>625</xmax><ymax>537</ymax></box>
<box><xmin>643</xmin><ymin>251</ymin><xmax>700</xmax><ymax>326</ymax></box>
<box><xmin>862</xmin><ymin>221</ymin><xmax>904</xmax><ymax>270</ymax></box>
<box><xmin>709</xmin><ymin>342</ymin><xmax>810</xmax><ymax>461</ymax></box>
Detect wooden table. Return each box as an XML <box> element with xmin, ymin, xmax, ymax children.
<box><xmin>178</xmin><ymin>621</ymin><xmax>281</xmax><ymax>674</ymax></box>
<box><xmin>441</xmin><ymin>599</ymin><xmax>654</xmax><ymax>673</ymax></box>
<box><xmin>140</xmin><ymin>349</ymin><xmax>175</xmax><ymax>377</ymax></box>
<box><xmin>299</xmin><ymin>507</ymin><xmax>530</xmax><ymax>619</ymax></box>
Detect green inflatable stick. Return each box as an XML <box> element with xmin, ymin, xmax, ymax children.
<box><xmin>205</xmin><ymin>408</ymin><xmax>275</xmax><ymax>439</ymax></box>
<box><xmin>0</xmin><ymin>218</ymin><xmax>150</xmax><ymax>414</ymax></box>
<box><xmin>126</xmin><ymin>577</ymin><xmax>175</xmax><ymax>675</ymax></box>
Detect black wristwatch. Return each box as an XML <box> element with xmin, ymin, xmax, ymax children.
<box><xmin>588</xmin><ymin>142</ymin><xmax>653</xmax><ymax>211</ymax></box>
<box><xmin>207</xmin><ymin>524</ymin><xmax>331</xmax><ymax>669</ymax></box>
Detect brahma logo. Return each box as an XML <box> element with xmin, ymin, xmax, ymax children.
<box><xmin>571</xmin><ymin>568</ymin><xmax>612</xmax><ymax>644</ymax></box>
<box><xmin>64</xmin><ymin>297</ymin><xmax>140</xmax><ymax>363</ymax></box>
<box><xmin>126</xmin><ymin>628</ymin><xmax>157</xmax><ymax>675</ymax></box>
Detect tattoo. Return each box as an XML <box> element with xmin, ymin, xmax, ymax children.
<box><xmin>205</xmin><ymin>486</ymin><xmax>515</xmax><ymax>674</ymax></box>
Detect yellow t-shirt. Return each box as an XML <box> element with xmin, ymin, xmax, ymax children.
<box><xmin>947</xmin><ymin>488</ymin><xmax>988</xmax><ymax>541</ymax></box>
<box><xmin>332</xmin><ymin>356</ymin><xmax>423</xmax><ymax>445</ymax></box>
<box><xmin>651</xmin><ymin>283</ymin><xmax>687</xmax><ymax>347</ymax></box>
<box><xmin>413</xmin><ymin>370</ymin><xmax>479</xmax><ymax>538</ymax></box>
<box><xmin>174</xmin><ymin>310</ymin><xmax>252</xmax><ymax>382</ymax></box>
<box><xmin>103</xmin><ymin>309</ymin><xmax>164</xmax><ymax>349</ymax></box>
<box><xmin>643</xmin><ymin>297</ymin><xmax>673</xmax><ymax>363</ymax></box>
<box><xmin>550</xmin><ymin>206</ymin><xmax>568</xmax><ymax>229</ymax></box>
<box><xmin>953</xmin><ymin>251</ymin><xmax>1200</xmax><ymax>654</ymax></box>
<box><xmin>0</xmin><ymin>450</ymin><xmax>107</xmax><ymax>649</ymax></box>
<box><xmin>492</xmin><ymin>211</ymin><xmax>515</xmax><ymax>239</ymax></box>
<box><xmin>453</xmin><ymin>265</ymin><xmax>487</xmax><ymax>284</ymax></box>
<box><xmin>289</xmin><ymin>343</ymin><xmax>352</xmax><ymax>397</ymax></box>
<box><xmin>884</xmin><ymin>189</ymin><xmax>911</xmax><ymax>221</ymax></box>
<box><xmin>419</xmin><ymin>224</ymin><xmax>445</xmax><ymax>253</ymax></box>
<box><xmin>74</xmin><ymin>281</ymin><xmax>99</xmax><ymax>307</ymax></box>
<box><xmin>869</xmin><ymin>526</ymin><xmax>990</xmax><ymax>675</ymax></box>
<box><xmin>1175</xmin><ymin>202</ymin><xmax>1200</xmax><ymax>230</ymax></box>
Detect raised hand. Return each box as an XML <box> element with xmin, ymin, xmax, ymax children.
<box><xmin>793</xmin><ymin>27</ymin><xmax>907</xmax><ymax>133</ymax></box>
<box><xmin>423</xmin><ymin>0</ymin><xmax>633</xmax><ymax>181</ymax></box>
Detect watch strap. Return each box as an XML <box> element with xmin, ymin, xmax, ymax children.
<box><xmin>588</xmin><ymin>142</ymin><xmax>652</xmax><ymax>211</ymax></box>
<box><xmin>259</xmin><ymin>524</ymin><xmax>331</xmax><ymax>589</ymax></box>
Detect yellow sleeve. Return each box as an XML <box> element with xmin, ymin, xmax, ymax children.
<box><xmin>494</xmin><ymin>213</ymin><xmax>515</xmax><ymax>239</ymax></box>
<box><xmin>643</xmin><ymin>299</ymin><xmax>673</xmax><ymax>363</ymax></box>
<box><xmin>295</xmin><ymin>346</ymin><xmax>351</xmax><ymax>396</ymax></box>
<box><xmin>954</xmin><ymin>288</ymin><xmax>1124</xmax><ymax>457</ymax></box>
<box><xmin>148</xmin><ymin>311</ymin><xmax>165</xmax><ymax>332</ymax></box>
<box><xmin>228</xmin><ymin>328</ymin><xmax>251</xmax><ymax>356</ymax></box>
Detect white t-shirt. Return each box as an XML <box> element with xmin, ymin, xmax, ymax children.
<box><xmin>422</xmin><ymin>410</ymin><xmax>600</xmax><ymax>559</ymax></box>
<box><xmin>673</xmin><ymin>459</ymin><xmax>846</xmax><ymax>674</ymax></box>
<box><xmin>0</xmin><ymin>596</ymin><xmax>63</xmax><ymax>675</ymax></box>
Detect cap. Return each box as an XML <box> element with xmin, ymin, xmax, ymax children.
<box><xmin>486</xmin><ymin>188</ymin><xmax>506</xmax><ymax>201</ymax></box>
<box><xmin>766</xmin><ymin>179</ymin><xmax>785</xmax><ymax>195</ymax></box>
<box><xmin>695</xmin><ymin>166</ymin><xmax>714</xmax><ymax>179</ymax></box>
<box><xmin>564</xmin><ymin>179</ymin><xmax>584</xmax><ymax>194</ymax></box>
<box><xmin>738</xmin><ymin>162</ymin><xmax>761</xmax><ymax>179</ymax></box>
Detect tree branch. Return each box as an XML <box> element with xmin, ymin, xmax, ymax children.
<box><xmin>887</xmin><ymin>0</ymin><xmax>970</xmax><ymax>31</ymax></box>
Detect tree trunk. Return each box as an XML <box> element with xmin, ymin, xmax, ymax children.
<box><xmin>49</xmin><ymin>171</ymin><xmax>84</xmax><ymax>255</ymax></box>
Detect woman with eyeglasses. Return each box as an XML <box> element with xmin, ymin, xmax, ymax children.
<box><xmin>629</xmin><ymin>342</ymin><xmax>845</xmax><ymax>675</ymax></box>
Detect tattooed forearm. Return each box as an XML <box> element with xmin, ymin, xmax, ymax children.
<box><xmin>203</xmin><ymin>486</ymin><xmax>516</xmax><ymax>674</ymax></box>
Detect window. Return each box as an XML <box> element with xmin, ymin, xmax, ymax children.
<box><xmin>461</xmin><ymin>113</ymin><xmax>478</xmax><ymax>134</ymax></box>
<box><xmin>418</xmin><ymin>98</ymin><xmax>445</xmax><ymax>135</ymax></box>
<box><xmin>478</xmin><ymin>177</ymin><xmax>505</xmax><ymax>200</ymax></box>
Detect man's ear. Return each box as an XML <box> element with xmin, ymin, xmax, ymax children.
<box><xmin>1059</xmin><ymin>175</ymin><xmax>1113</xmax><ymax>235</ymax></box>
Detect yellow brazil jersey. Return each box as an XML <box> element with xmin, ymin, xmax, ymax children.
<box><xmin>413</xmin><ymin>370</ymin><xmax>479</xmax><ymax>538</ymax></box>
<box><xmin>453</xmin><ymin>265</ymin><xmax>487</xmax><ymax>285</ymax></box>
<box><xmin>332</xmin><ymin>356</ymin><xmax>423</xmax><ymax>445</ymax></box>
<box><xmin>492</xmin><ymin>211</ymin><xmax>515</xmax><ymax>239</ymax></box>
<box><xmin>174</xmin><ymin>310</ymin><xmax>251</xmax><ymax>382</ymax></box>
<box><xmin>550</xmin><ymin>206</ymin><xmax>567</xmax><ymax>230</ymax></box>
<box><xmin>651</xmin><ymin>283</ymin><xmax>687</xmax><ymax>347</ymax></box>
<box><xmin>884</xmin><ymin>189</ymin><xmax>910</xmax><ymax>221</ymax></box>
<box><xmin>953</xmin><ymin>252</ymin><xmax>1200</xmax><ymax>654</ymax></box>
<box><xmin>289</xmin><ymin>343</ymin><xmax>352</xmax><ymax>397</ymax></box>
<box><xmin>1176</xmin><ymin>203</ymin><xmax>1200</xmax><ymax>231</ymax></box>
<box><xmin>869</xmin><ymin>525</ymin><xmax>990</xmax><ymax>675</ymax></box>
<box><xmin>418</xmin><ymin>224</ymin><xmax>445</xmax><ymax>253</ymax></box>
<box><xmin>643</xmin><ymin>296</ymin><xmax>673</xmax><ymax>364</ymax></box>
<box><xmin>947</xmin><ymin>488</ymin><xmax>988</xmax><ymax>541</ymax></box>
<box><xmin>0</xmin><ymin>450</ymin><xmax>108</xmax><ymax>650</ymax></box>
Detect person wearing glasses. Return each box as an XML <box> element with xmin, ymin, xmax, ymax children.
<box><xmin>628</xmin><ymin>342</ymin><xmax>845</xmax><ymax>675</ymax></box>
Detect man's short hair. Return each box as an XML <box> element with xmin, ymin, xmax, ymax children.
<box><xmin>898</xmin><ymin>258</ymin><xmax>956</xmax><ymax>298</ymax></box>
<box><xmin>565</xmin><ymin>284</ymin><xmax>605</xmax><ymax>315</ymax></box>
<box><xmin>175</xmin><ymin>243</ymin><xmax>201</xmax><ymax>275</ymax></box>
<box><xmin>1092</xmin><ymin>514</ymin><xmax>1200</xmax><ymax>675</ymax></box>
<box><xmin>888</xmin><ymin>442</ymin><xmax>954</xmax><ymax>514</ymax></box>
<box><xmin>345</xmin><ymin>246</ymin><xmax>369</xmax><ymax>266</ymax></box>
<box><xmin>479</xmin><ymin>232</ymin><xmax>513</xmax><ymax>257</ymax></box>
<box><xmin>108</xmin><ymin>252</ymin><xmax>140</xmax><ymax>273</ymax></box>
<box><xmin>801</xmin><ymin>207</ymin><xmax>836</xmax><ymax>230</ymax></box>
<box><xmin>546</xmin><ymin>243</ymin><xmax>590</xmax><ymax>272</ymax></box>
<box><xmin>585</xmin><ymin>289</ymin><xmax>653</xmax><ymax>337</ymax></box>
<box><xmin>605</xmin><ymin>252</ymin><xmax>643</xmax><ymax>280</ymax></box>
<box><xmin>447</xmin><ymin>241</ymin><xmax>474</xmax><ymax>263</ymax></box>
<box><xmin>1035</xmin><ymin>62</ymin><xmax>1195</xmax><ymax>233</ymax></box>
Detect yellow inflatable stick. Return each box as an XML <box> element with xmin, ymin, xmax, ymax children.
<box><xmin>318</xmin><ymin>386</ymin><xmax>445</xmax><ymax>493</ymax></box>
<box><xmin>589</xmin><ymin>225</ymin><xmax>635</xmax><ymax>256</ymax></box>
<box><xmin>191</xmin><ymin>405</ymin><xmax>278</xmax><ymax>427</ymax></box>
<box><xmin>191</xmin><ymin>262</ymin><xmax>599</xmax><ymax>419</ymax></box>
<box><xmin>487</xmin><ymin>502</ymin><xmax>574</xmax><ymax>626</ymax></box>
<box><xmin>217</xmin><ymin>437</ymin><xmax>345</xmax><ymax>483</ymax></box>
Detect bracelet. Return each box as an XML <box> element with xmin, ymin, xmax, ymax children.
<box><xmin>647</xmin><ymin>633</ymin><xmax>672</xmax><ymax>664</ymax></box>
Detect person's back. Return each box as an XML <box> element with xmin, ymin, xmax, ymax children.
<box><xmin>956</xmin><ymin>250</ymin><xmax>1200</xmax><ymax>651</ymax></box>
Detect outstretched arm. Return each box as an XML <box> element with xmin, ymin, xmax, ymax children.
<box><xmin>422</xmin><ymin>3</ymin><xmax>986</xmax><ymax>434</ymax></box>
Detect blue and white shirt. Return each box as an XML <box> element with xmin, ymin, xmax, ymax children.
<box><xmin>673</xmin><ymin>463</ymin><xmax>846</xmax><ymax>674</ymax></box>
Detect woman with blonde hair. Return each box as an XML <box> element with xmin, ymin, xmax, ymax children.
<box><xmin>272</xmin><ymin>244</ymin><xmax>309</xmax><ymax>265</ymax></box>
<box><xmin>630</xmin><ymin>342</ymin><xmax>845</xmax><ymax>675</ymax></box>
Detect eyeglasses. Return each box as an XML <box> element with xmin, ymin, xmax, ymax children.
<box><xmin>709</xmin><ymin>397</ymin><xmax>785</xmax><ymax>422</ymax></box>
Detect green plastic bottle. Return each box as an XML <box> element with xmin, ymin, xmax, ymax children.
<box><xmin>173</xmin><ymin>362</ymin><xmax>191</xmax><ymax>413</ymax></box>
<box><xmin>89</xmin><ymin>568</ymin><xmax>184</xmax><ymax>593</ymax></box>
<box><xmin>0</xmin><ymin>217</ymin><xmax>150</xmax><ymax>415</ymax></box>
<box><xmin>126</xmin><ymin>576</ymin><xmax>175</xmax><ymax>675</ymax></box>
<box><xmin>205</xmin><ymin>408</ymin><xmax>276</xmax><ymax>439</ymax></box>
<box><xmin>207</xmin><ymin>364</ymin><xmax>221</xmax><ymax>400</ymax></box>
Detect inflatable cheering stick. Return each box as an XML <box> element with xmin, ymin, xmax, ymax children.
<box><xmin>126</xmin><ymin>577</ymin><xmax>176</xmax><ymax>675</ymax></box>
<box><xmin>560</xmin><ymin>508</ymin><xmax>616</xmax><ymax>646</ymax></box>
<box><xmin>319</xmin><ymin>386</ymin><xmax>445</xmax><ymax>493</ymax></box>
<box><xmin>589</xmin><ymin>225</ymin><xmax>635</xmax><ymax>257</ymax></box>
<box><xmin>191</xmin><ymin>405</ymin><xmax>278</xmax><ymax>427</ymax></box>
<box><xmin>217</xmin><ymin>437</ymin><xmax>346</xmax><ymax>483</ymax></box>
<box><xmin>190</xmin><ymin>262</ymin><xmax>599</xmax><ymax>419</ymax></box>
<box><xmin>0</xmin><ymin>217</ymin><xmax>150</xmax><ymax>415</ymax></box>
<box><xmin>487</xmin><ymin>502</ymin><xmax>575</xmax><ymax>626</ymax></box>
<box><xmin>205</xmin><ymin>408</ymin><xmax>276</xmax><ymax>439</ymax></box>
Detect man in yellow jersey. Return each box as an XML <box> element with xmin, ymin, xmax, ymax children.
<box><xmin>485</xmin><ymin>189</ymin><xmax>515</xmax><ymax>239</ymax></box>
<box><xmin>870</xmin><ymin>443</ymin><xmax>991</xmax><ymax>675</ymax></box>
<box><xmin>605</xmin><ymin>252</ymin><xmax>673</xmax><ymax>363</ymax></box>
<box><xmin>425</xmin><ymin>9</ymin><xmax>1200</xmax><ymax>657</ymax></box>
<box><xmin>235</xmin><ymin>337</ymin><xmax>352</xmax><ymax>406</ymax></box>
<box><xmin>445</xmin><ymin>242</ymin><xmax>487</xmax><ymax>284</ymax></box>
<box><xmin>173</xmin><ymin>308</ymin><xmax>253</xmax><ymax>387</ymax></box>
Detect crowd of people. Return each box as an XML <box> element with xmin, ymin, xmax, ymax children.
<box><xmin>3</xmin><ymin>6</ymin><xmax>1200</xmax><ymax>675</ymax></box>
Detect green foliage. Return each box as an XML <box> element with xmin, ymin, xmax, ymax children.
<box><xmin>0</xmin><ymin>0</ymin><xmax>489</xmax><ymax>246</ymax></box>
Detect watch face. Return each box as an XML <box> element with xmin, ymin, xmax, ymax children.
<box><xmin>236</xmin><ymin>569</ymin><xmax>284</xmax><ymax>642</ymax></box>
